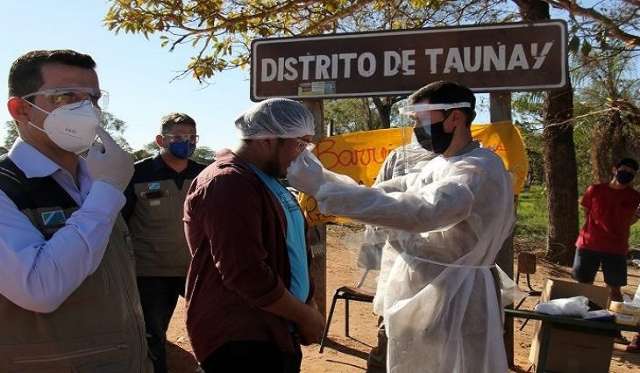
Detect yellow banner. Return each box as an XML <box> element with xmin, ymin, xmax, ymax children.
<box><xmin>300</xmin><ymin>121</ymin><xmax>528</xmax><ymax>225</ymax></box>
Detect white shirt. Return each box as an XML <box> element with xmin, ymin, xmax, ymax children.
<box><xmin>0</xmin><ymin>139</ymin><xmax>125</xmax><ymax>313</ymax></box>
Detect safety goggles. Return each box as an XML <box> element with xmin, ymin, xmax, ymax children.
<box><xmin>22</xmin><ymin>87</ymin><xmax>108</xmax><ymax>109</ymax></box>
<box><xmin>163</xmin><ymin>134</ymin><xmax>199</xmax><ymax>143</ymax></box>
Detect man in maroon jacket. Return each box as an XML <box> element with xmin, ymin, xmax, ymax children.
<box><xmin>183</xmin><ymin>98</ymin><xmax>325</xmax><ymax>372</ymax></box>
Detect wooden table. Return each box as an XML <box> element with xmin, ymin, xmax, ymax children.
<box><xmin>504</xmin><ymin>308</ymin><xmax>640</xmax><ymax>373</ymax></box>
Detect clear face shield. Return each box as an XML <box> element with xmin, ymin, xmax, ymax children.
<box><xmin>393</xmin><ymin>101</ymin><xmax>472</xmax><ymax>172</ymax></box>
<box><xmin>399</xmin><ymin>102</ymin><xmax>473</xmax><ymax>155</ymax></box>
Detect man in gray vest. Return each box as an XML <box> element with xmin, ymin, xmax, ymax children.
<box><xmin>122</xmin><ymin>113</ymin><xmax>206</xmax><ymax>373</ymax></box>
<box><xmin>0</xmin><ymin>49</ymin><xmax>151</xmax><ymax>371</ymax></box>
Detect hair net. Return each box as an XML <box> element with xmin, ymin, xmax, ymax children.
<box><xmin>235</xmin><ymin>98</ymin><xmax>315</xmax><ymax>139</ymax></box>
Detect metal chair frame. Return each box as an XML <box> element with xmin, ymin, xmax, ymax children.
<box><xmin>319</xmin><ymin>270</ymin><xmax>374</xmax><ymax>353</ymax></box>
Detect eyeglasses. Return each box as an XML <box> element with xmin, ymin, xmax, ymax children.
<box><xmin>22</xmin><ymin>87</ymin><xmax>108</xmax><ymax>109</ymax></box>
<box><xmin>163</xmin><ymin>134</ymin><xmax>199</xmax><ymax>143</ymax></box>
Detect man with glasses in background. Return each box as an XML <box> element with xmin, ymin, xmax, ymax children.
<box><xmin>122</xmin><ymin>113</ymin><xmax>206</xmax><ymax>373</ymax></box>
<box><xmin>0</xmin><ymin>49</ymin><xmax>151</xmax><ymax>371</ymax></box>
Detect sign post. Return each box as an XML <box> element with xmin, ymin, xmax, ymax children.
<box><xmin>303</xmin><ymin>99</ymin><xmax>327</xmax><ymax>317</ymax></box>
<box><xmin>251</xmin><ymin>20</ymin><xmax>567</xmax><ymax>99</ymax></box>
<box><xmin>491</xmin><ymin>91</ymin><xmax>515</xmax><ymax>366</ymax></box>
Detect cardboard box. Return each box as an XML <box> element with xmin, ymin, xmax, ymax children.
<box><xmin>528</xmin><ymin>278</ymin><xmax>614</xmax><ymax>373</ymax></box>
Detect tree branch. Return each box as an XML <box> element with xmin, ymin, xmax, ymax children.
<box><xmin>545</xmin><ymin>0</ymin><xmax>640</xmax><ymax>47</ymax></box>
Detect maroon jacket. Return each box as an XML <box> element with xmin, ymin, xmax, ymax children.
<box><xmin>183</xmin><ymin>149</ymin><xmax>314</xmax><ymax>362</ymax></box>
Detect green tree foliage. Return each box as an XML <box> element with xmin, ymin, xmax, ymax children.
<box><xmin>191</xmin><ymin>146</ymin><xmax>216</xmax><ymax>164</ymax></box>
<box><xmin>104</xmin><ymin>0</ymin><xmax>507</xmax><ymax>82</ymax></box>
<box><xmin>131</xmin><ymin>148</ymin><xmax>153</xmax><ymax>161</ymax></box>
<box><xmin>512</xmin><ymin>38</ymin><xmax>640</xmax><ymax>192</ymax></box>
<box><xmin>545</xmin><ymin>0</ymin><xmax>640</xmax><ymax>50</ymax></box>
<box><xmin>100</xmin><ymin>111</ymin><xmax>132</xmax><ymax>151</ymax></box>
<box><xmin>3</xmin><ymin>121</ymin><xmax>19</xmax><ymax>149</ymax></box>
<box><xmin>324</xmin><ymin>98</ymin><xmax>382</xmax><ymax>135</ymax></box>
<box><xmin>104</xmin><ymin>0</ymin><xmax>507</xmax><ymax>127</ymax></box>
<box><xmin>573</xmin><ymin>41</ymin><xmax>640</xmax><ymax>184</ymax></box>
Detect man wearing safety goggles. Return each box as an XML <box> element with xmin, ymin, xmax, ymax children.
<box><xmin>287</xmin><ymin>81</ymin><xmax>514</xmax><ymax>373</ymax></box>
<box><xmin>0</xmin><ymin>50</ymin><xmax>151</xmax><ymax>371</ymax></box>
<box><xmin>122</xmin><ymin>113</ymin><xmax>206</xmax><ymax>373</ymax></box>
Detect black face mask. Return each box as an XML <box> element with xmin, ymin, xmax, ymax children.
<box><xmin>616</xmin><ymin>170</ymin><xmax>635</xmax><ymax>184</ymax></box>
<box><xmin>428</xmin><ymin>120</ymin><xmax>454</xmax><ymax>154</ymax></box>
<box><xmin>413</xmin><ymin>126</ymin><xmax>433</xmax><ymax>151</ymax></box>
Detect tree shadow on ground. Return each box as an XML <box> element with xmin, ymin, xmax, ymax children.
<box><xmin>320</xmin><ymin>338</ymin><xmax>369</xmax><ymax>360</ymax></box>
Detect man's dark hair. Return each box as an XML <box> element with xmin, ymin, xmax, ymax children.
<box><xmin>160</xmin><ymin>113</ymin><xmax>197</xmax><ymax>134</ymax></box>
<box><xmin>408</xmin><ymin>81</ymin><xmax>477</xmax><ymax>125</ymax></box>
<box><xmin>617</xmin><ymin>158</ymin><xmax>639</xmax><ymax>172</ymax></box>
<box><xmin>8</xmin><ymin>50</ymin><xmax>96</xmax><ymax>98</ymax></box>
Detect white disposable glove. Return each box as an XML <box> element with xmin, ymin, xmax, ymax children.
<box><xmin>286</xmin><ymin>149</ymin><xmax>326</xmax><ymax>196</ymax></box>
<box><xmin>85</xmin><ymin>127</ymin><xmax>134</xmax><ymax>191</ymax></box>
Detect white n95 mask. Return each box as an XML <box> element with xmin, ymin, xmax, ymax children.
<box><xmin>27</xmin><ymin>100</ymin><xmax>101</xmax><ymax>154</ymax></box>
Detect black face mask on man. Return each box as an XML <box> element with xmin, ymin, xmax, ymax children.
<box><xmin>413</xmin><ymin>126</ymin><xmax>432</xmax><ymax>150</ymax></box>
<box><xmin>401</xmin><ymin>102</ymin><xmax>472</xmax><ymax>154</ymax></box>
<box><xmin>615</xmin><ymin>169</ymin><xmax>635</xmax><ymax>184</ymax></box>
<box><xmin>414</xmin><ymin>110</ymin><xmax>454</xmax><ymax>154</ymax></box>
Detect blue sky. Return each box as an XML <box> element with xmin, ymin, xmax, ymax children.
<box><xmin>0</xmin><ymin>0</ymin><xmax>253</xmax><ymax>151</ymax></box>
<box><xmin>0</xmin><ymin>0</ymin><xmax>506</xmax><ymax>151</ymax></box>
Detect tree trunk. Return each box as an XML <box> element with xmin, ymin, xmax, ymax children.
<box><xmin>543</xmin><ymin>85</ymin><xmax>579</xmax><ymax>265</ymax></box>
<box><xmin>515</xmin><ymin>0</ymin><xmax>579</xmax><ymax>265</ymax></box>
<box><xmin>372</xmin><ymin>97</ymin><xmax>393</xmax><ymax>129</ymax></box>
<box><xmin>363</xmin><ymin>98</ymin><xmax>374</xmax><ymax>130</ymax></box>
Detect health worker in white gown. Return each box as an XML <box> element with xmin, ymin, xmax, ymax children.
<box><xmin>287</xmin><ymin>81</ymin><xmax>515</xmax><ymax>373</ymax></box>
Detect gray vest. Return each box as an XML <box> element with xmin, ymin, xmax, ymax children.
<box><xmin>0</xmin><ymin>157</ymin><xmax>152</xmax><ymax>372</ymax></box>
<box><xmin>128</xmin><ymin>179</ymin><xmax>193</xmax><ymax>276</ymax></box>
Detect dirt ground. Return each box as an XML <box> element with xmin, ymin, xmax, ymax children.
<box><xmin>165</xmin><ymin>225</ymin><xmax>640</xmax><ymax>372</ymax></box>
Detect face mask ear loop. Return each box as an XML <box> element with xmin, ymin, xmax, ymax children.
<box><xmin>22</xmin><ymin>98</ymin><xmax>51</xmax><ymax>115</ymax></box>
<box><xmin>21</xmin><ymin>100</ymin><xmax>51</xmax><ymax>135</ymax></box>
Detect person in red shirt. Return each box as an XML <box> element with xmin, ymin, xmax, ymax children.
<box><xmin>573</xmin><ymin>158</ymin><xmax>640</xmax><ymax>347</ymax></box>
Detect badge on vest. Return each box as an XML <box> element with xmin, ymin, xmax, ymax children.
<box><xmin>41</xmin><ymin>209</ymin><xmax>66</xmax><ymax>226</ymax></box>
<box><xmin>141</xmin><ymin>182</ymin><xmax>165</xmax><ymax>206</ymax></box>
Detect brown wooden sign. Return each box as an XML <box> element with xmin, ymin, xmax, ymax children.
<box><xmin>250</xmin><ymin>20</ymin><xmax>567</xmax><ymax>101</ymax></box>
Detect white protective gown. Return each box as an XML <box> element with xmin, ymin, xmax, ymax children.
<box><xmin>358</xmin><ymin>142</ymin><xmax>437</xmax><ymax>271</ymax></box>
<box><xmin>310</xmin><ymin>146</ymin><xmax>515</xmax><ymax>373</ymax></box>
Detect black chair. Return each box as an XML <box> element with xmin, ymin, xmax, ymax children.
<box><xmin>319</xmin><ymin>271</ymin><xmax>375</xmax><ymax>353</ymax></box>
<box><xmin>514</xmin><ymin>252</ymin><xmax>542</xmax><ymax>331</ymax></box>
